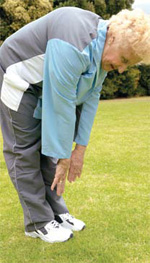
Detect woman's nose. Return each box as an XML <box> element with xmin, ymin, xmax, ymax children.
<box><xmin>118</xmin><ymin>65</ymin><xmax>127</xmax><ymax>74</ymax></box>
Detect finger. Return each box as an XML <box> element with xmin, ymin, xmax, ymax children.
<box><xmin>77</xmin><ymin>172</ymin><xmax>82</xmax><ymax>178</ymax></box>
<box><xmin>68</xmin><ymin>170</ymin><xmax>77</xmax><ymax>183</ymax></box>
<box><xmin>68</xmin><ymin>164</ymin><xmax>82</xmax><ymax>182</ymax></box>
<box><xmin>68</xmin><ymin>174</ymin><xmax>76</xmax><ymax>182</ymax></box>
<box><xmin>56</xmin><ymin>181</ymin><xmax>65</xmax><ymax>196</ymax></box>
<box><xmin>67</xmin><ymin>167</ymin><xmax>75</xmax><ymax>182</ymax></box>
<box><xmin>51</xmin><ymin>177</ymin><xmax>59</xmax><ymax>191</ymax></box>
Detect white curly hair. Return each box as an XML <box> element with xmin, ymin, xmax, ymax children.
<box><xmin>109</xmin><ymin>9</ymin><xmax>150</xmax><ymax>65</ymax></box>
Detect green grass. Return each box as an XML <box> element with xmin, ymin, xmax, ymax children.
<box><xmin>0</xmin><ymin>97</ymin><xmax>150</xmax><ymax>263</ymax></box>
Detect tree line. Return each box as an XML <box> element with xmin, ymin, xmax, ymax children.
<box><xmin>0</xmin><ymin>0</ymin><xmax>150</xmax><ymax>99</ymax></box>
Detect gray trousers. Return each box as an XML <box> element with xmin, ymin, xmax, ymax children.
<box><xmin>0</xmin><ymin>85</ymin><xmax>69</xmax><ymax>232</ymax></box>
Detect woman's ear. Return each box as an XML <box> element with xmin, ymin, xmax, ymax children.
<box><xmin>108</xmin><ymin>35</ymin><xmax>115</xmax><ymax>46</ymax></box>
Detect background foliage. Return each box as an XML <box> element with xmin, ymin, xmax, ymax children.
<box><xmin>0</xmin><ymin>0</ymin><xmax>150</xmax><ymax>99</ymax></box>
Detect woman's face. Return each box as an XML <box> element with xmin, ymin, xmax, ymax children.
<box><xmin>101</xmin><ymin>37</ymin><xmax>141</xmax><ymax>73</ymax></box>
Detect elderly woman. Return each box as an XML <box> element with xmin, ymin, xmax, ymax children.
<box><xmin>0</xmin><ymin>7</ymin><xmax>150</xmax><ymax>243</ymax></box>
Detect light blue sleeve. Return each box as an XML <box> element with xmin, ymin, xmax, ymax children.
<box><xmin>74</xmin><ymin>86</ymin><xmax>101</xmax><ymax>146</ymax></box>
<box><xmin>74</xmin><ymin>67</ymin><xmax>107</xmax><ymax>146</ymax></box>
<box><xmin>41</xmin><ymin>39</ymin><xmax>88</xmax><ymax>159</ymax></box>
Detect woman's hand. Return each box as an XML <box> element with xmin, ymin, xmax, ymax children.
<box><xmin>68</xmin><ymin>145</ymin><xmax>86</xmax><ymax>183</ymax></box>
<box><xmin>51</xmin><ymin>159</ymin><xmax>70</xmax><ymax>196</ymax></box>
<box><xmin>51</xmin><ymin>145</ymin><xmax>86</xmax><ymax>195</ymax></box>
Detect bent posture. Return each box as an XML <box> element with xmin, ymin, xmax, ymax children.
<box><xmin>0</xmin><ymin>7</ymin><xmax>150</xmax><ymax>243</ymax></box>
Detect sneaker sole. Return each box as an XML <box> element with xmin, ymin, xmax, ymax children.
<box><xmin>63</xmin><ymin>233</ymin><xmax>73</xmax><ymax>242</ymax></box>
<box><xmin>25</xmin><ymin>231</ymin><xmax>73</xmax><ymax>243</ymax></box>
<box><xmin>73</xmin><ymin>225</ymin><xmax>86</xmax><ymax>231</ymax></box>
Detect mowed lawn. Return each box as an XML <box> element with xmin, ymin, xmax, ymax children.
<box><xmin>0</xmin><ymin>97</ymin><xmax>150</xmax><ymax>263</ymax></box>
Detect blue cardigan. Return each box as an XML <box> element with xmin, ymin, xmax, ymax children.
<box><xmin>0</xmin><ymin>7</ymin><xmax>108</xmax><ymax>159</ymax></box>
<box><xmin>36</xmin><ymin>19</ymin><xmax>109</xmax><ymax>158</ymax></box>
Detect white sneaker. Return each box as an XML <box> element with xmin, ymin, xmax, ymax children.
<box><xmin>55</xmin><ymin>213</ymin><xmax>86</xmax><ymax>231</ymax></box>
<box><xmin>25</xmin><ymin>220</ymin><xmax>73</xmax><ymax>243</ymax></box>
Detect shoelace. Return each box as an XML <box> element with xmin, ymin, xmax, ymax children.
<box><xmin>47</xmin><ymin>220</ymin><xmax>60</xmax><ymax>229</ymax></box>
<box><xmin>63</xmin><ymin>213</ymin><xmax>74</xmax><ymax>221</ymax></box>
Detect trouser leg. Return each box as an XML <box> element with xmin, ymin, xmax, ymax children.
<box><xmin>0</xmin><ymin>86</ymin><xmax>68</xmax><ymax>231</ymax></box>
<box><xmin>40</xmin><ymin>154</ymin><xmax>69</xmax><ymax>215</ymax></box>
<box><xmin>0</xmin><ymin>97</ymin><xmax>54</xmax><ymax>231</ymax></box>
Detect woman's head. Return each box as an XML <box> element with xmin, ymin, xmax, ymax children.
<box><xmin>102</xmin><ymin>9</ymin><xmax>150</xmax><ymax>72</ymax></box>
